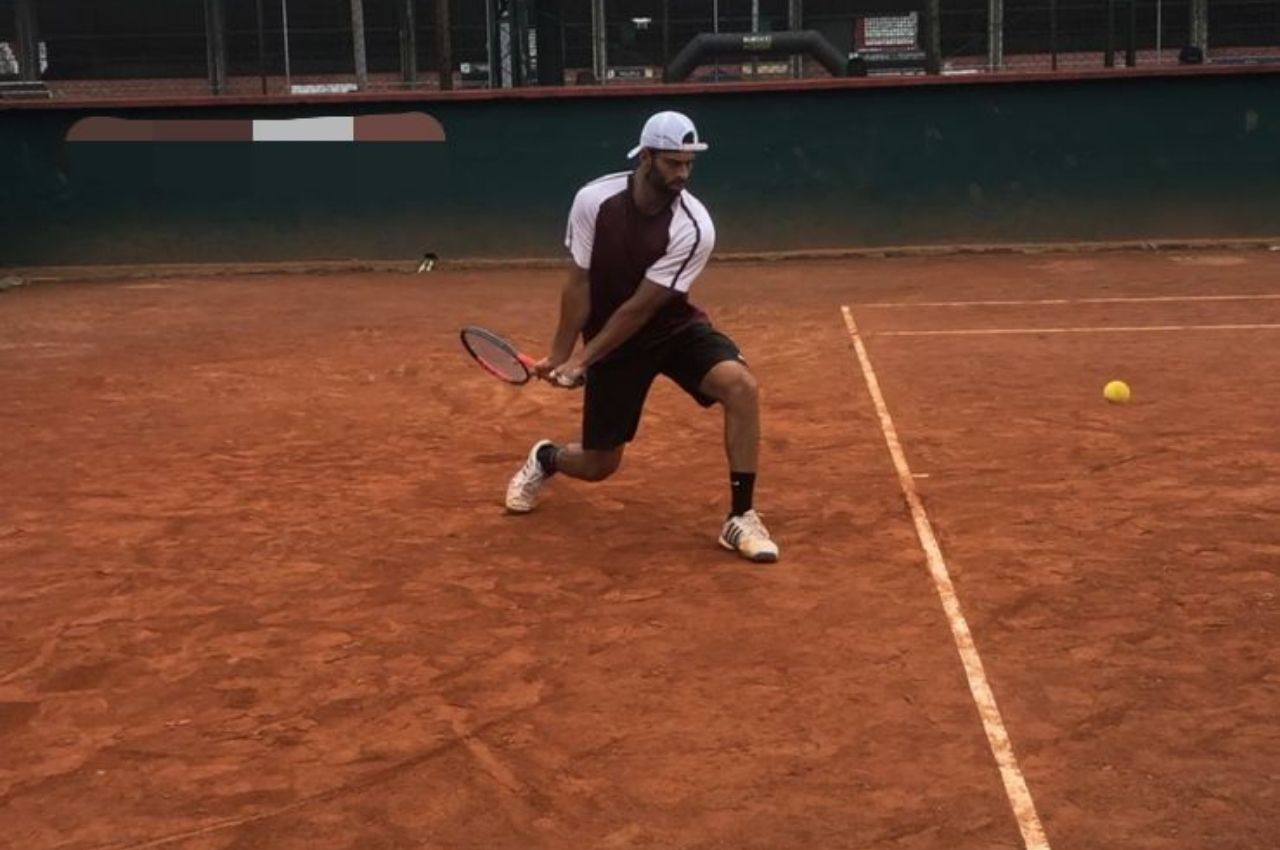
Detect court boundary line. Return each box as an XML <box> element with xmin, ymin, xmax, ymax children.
<box><xmin>859</xmin><ymin>293</ymin><xmax>1280</xmax><ymax>308</ymax></box>
<box><xmin>840</xmin><ymin>305</ymin><xmax>1051</xmax><ymax>850</ymax></box>
<box><xmin>872</xmin><ymin>322</ymin><xmax>1280</xmax><ymax>338</ymax></box>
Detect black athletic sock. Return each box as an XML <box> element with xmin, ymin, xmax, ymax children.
<box><xmin>730</xmin><ymin>471</ymin><xmax>756</xmax><ymax>517</ymax></box>
<box><xmin>536</xmin><ymin>442</ymin><xmax>560</xmax><ymax>475</ymax></box>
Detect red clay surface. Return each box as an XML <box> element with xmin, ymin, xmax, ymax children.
<box><xmin>1</xmin><ymin>251</ymin><xmax>1278</xmax><ymax>850</ymax></box>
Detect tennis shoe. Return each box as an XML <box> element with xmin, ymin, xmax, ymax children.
<box><xmin>505</xmin><ymin>439</ymin><xmax>555</xmax><ymax>513</ymax></box>
<box><xmin>719</xmin><ymin>509</ymin><xmax>779</xmax><ymax>563</ymax></box>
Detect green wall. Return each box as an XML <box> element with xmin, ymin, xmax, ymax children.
<box><xmin>3</xmin><ymin>71</ymin><xmax>1279</xmax><ymax>268</ymax></box>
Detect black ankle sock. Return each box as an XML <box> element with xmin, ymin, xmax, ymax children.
<box><xmin>730</xmin><ymin>471</ymin><xmax>756</xmax><ymax>517</ymax></box>
<box><xmin>536</xmin><ymin>443</ymin><xmax>560</xmax><ymax>475</ymax></box>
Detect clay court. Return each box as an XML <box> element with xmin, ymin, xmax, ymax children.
<box><xmin>2</xmin><ymin>250</ymin><xmax>1278</xmax><ymax>850</ymax></box>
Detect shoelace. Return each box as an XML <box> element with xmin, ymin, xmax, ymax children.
<box><xmin>737</xmin><ymin>511</ymin><xmax>771</xmax><ymax>539</ymax></box>
<box><xmin>515</xmin><ymin>458</ymin><xmax>544</xmax><ymax>496</ymax></box>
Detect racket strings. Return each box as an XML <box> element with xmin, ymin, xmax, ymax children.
<box><xmin>464</xmin><ymin>332</ymin><xmax>528</xmax><ymax>382</ymax></box>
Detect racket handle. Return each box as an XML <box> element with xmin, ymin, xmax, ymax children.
<box><xmin>552</xmin><ymin>371</ymin><xmax>585</xmax><ymax>389</ymax></box>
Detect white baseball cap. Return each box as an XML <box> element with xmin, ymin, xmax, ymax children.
<box><xmin>626</xmin><ymin>111</ymin><xmax>710</xmax><ymax>159</ymax></box>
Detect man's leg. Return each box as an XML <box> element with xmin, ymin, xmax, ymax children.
<box><xmin>506</xmin><ymin>354</ymin><xmax>652</xmax><ymax>513</ymax></box>
<box><xmin>544</xmin><ymin>444</ymin><xmax>624</xmax><ymax>482</ymax></box>
<box><xmin>662</xmin><ymin>326</ymin><xmax>778</xmax><ymax>563</ymax></box>
<box><xmin>699</xmin><ymin>360</ymin><xmax>777</xmax><ymax>562</ymax></box>
<box><xmin>699</xmin><ymin>359</ymin><xmax>760</xmax><ymax>492</ymax></box>
<box><xmin>505</xmin><ymin>442</ymin><xmax>623</xmax><ymax>513</ymax></box>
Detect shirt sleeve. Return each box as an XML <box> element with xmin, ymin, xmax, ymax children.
<box><xmin>564</xmin><ymin>188</ymin><xmax>597</xmax><ymax>270</ymax></box>
<box><xmin>645</xmin><ymin>201</ymin><xmax>715</xmax><ymax>294</ymax></box>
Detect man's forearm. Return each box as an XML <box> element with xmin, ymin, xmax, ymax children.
<box><xmin>551</xmin><ymin>269</ymin><xmax>590</xmax><ymax>361</ymax></box>
<box><xmin>577</xmin><ymin>300</ymin><xmax>652</xmax><ymax>367</ymax></box>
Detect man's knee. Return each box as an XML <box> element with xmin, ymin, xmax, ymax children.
<box><xmin>581</xmin><ymin>448</ymin><xmax>623</xmax><ymax>481</ymax></box>
<box><xmin>705</xmin><ymin>362</ymin><xmax>759</xmax><ymax>408</ymax></box>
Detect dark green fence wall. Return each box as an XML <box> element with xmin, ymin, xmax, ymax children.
<box><xmin>3</xmin><ymin>72</ymin><xmax>1279</xmax><ymax>268</ymax></box>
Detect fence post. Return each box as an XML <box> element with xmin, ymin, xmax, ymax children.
<box><xmin>591</xmin><ymin>0</ymin><xmax>607</xmax><ymax>83</ymax></box>
<box><xmin>1126</xmin><ymin>0</ymin><xmax>1137</xmax><ymax>66</ymax></box>
<box><xmin>1189</xmin><ymin>0</ymin><xmax>1209</xmax><ymax>54</ymax></box>
<box><xmin>281</xmin><ymin>0</ymin><xmax>292</xmax><ymax>91</ymax></box>
<box><xmin>485</xmin><ymin>0</ymin><xmax>498</xmax><ymax>87</ymax></box>
<box><xmin>14</xmin><ymin>0</ymin><xmax>40</xmax><ymax>82</ymax></box>
<box><xmin>924</xmin><ymin>0</ymin><xmax>941</xmax><ymax>75</ymax></box>
<box><xmin>398</xmin><ymin>0</ymin><xmax>418</xmax><ymax>86</ymax></box>
<box><xmin>1049</xmin><ymin>0</ymin><xmax>1058</xmax><ymax>70</ymax></box>
<box><xmin>351</xmin><ymin>0</ymin><xmax>369</xmax><ymax>90</ymax></box>
<box><xmin>1105</xmin><ymin>0</ymin><xmax>1116</xmax><ymax>67</ymax></box>
<box><xmin>1156</xmin><ymin>0</ymin><xmax>1163</xmax><ymax>62</ymax></box>
<box><xmin>987</xmin><ymin>0</ymin><xmax>1003</xmax><ymax>70</ymax></box>
<box><xmin>203</xmin><ymin>0</ymin><xmax>228</xmax><ymax>94</ymax></box>
<box><xmin>435</xmin><ymin>0</ymin><xmax>452</xmax><ymax>89</ymax></box>
<box><xmin>534</xmin><ymin>0</ymin><xmax>565</xmax><ymax>85</ymax></box>
<box><xmin>789</xmin><ymin>0</ymin><xmax>803</xmax><ymax>77</ymax></box>
<box><xmin>255</xmin><ymin>0</ymin><xmax>268</xmax><ymax>93</ymax></box>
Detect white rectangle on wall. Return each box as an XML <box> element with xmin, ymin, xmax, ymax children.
<box><xmin>252</xmin><ymin>116</ymin><xmax>355</xmax><ymax>142</ymax></box>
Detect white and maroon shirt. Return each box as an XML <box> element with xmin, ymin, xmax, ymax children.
<box><xmin>565</xmin><ymin>171</ymin><xmax>716</xmax><ymax>358</ymax></box>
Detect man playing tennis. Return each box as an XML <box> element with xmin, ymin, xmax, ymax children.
<box><xmin>505</xmin><ymin>110</ymin><xmax>778</xmax><ymax>563</ymax></box>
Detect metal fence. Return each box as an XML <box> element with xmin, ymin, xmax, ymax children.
<box><xmin>2</xmin><ymin>1</ymin><xmax>1278</xmax><ymax>101</ymax></box>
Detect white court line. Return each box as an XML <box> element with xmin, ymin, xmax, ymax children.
<box><xmin>860</xmin><ymin>293</ymin><xmax>1280</xmax><ymax>308</ymax></box>
<box><xmin>874</xmin><ymin>323</ymin><xmax>1280</xmax><ymax>337</ymax></box>
<box><xmin>840</xmin><ymin>305</ymin><xmax>1052</xmax><ymax>850</ymax></box>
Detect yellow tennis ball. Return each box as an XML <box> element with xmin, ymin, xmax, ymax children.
<box><xmin>1103</xmin><ymin>380</ymin><xmax>1131</xmax><ymax>404</ymax></box>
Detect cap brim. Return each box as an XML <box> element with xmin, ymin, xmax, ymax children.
<box><xmin>627</xmin><ymin>142</ymin><xmax>710</xmax><ymax>158</ymax></box>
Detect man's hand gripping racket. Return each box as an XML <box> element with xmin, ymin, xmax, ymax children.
<box><xmin>459</xmin><ymin>326</ymin><xmax>584</xmax><ymax>388</ymax></box>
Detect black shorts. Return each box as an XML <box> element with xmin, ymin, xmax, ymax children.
<box><xmin>582</xmin><ymin>322</ymin><xmax>744</xmax><ymax>451</ymax></box>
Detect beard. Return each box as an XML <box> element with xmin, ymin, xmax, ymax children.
<box><xmin>644</xmin><ymin>163</ymin><xmax>684</xmax><ymax>198</ymax></box>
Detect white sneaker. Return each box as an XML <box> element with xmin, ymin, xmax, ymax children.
<box><xmin>505</xmin><ymin>440</ymin><xmax>555</xmax><ymax>513</ymax></box>
<box><xmin>719</xmin><ymin>509</ymin><xmax>780</xmax><ymax>563</ymax></box>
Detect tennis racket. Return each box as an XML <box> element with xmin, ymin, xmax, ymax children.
<box><xmin>459</xmin><ymin>325</ymin><xmax>582</xmax><ymax>387</ymax></box>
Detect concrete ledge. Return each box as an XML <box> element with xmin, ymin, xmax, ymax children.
<box><xmin>6</xmin><ymin>238</ymin><xmax>1280</xmax><ymax>286</ymax></box>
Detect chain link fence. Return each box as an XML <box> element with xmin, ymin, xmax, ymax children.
<box><xmin>2</xmin><ymin>1</ymin><xmax>1278</xmax><ymax>101</ymax></box>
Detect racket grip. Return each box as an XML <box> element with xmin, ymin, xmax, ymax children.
<box><xmin>552</xmin><ymin>370</ymin><xmax>585</xmax><ymax>389</ymax></box>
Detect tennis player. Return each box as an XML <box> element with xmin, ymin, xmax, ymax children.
<box><xmin>504</xmin><ymin>111</ymin><xmax>778</xmax><ymax>564</ymax></box>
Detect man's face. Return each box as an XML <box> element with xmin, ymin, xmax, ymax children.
<box><xmin>643</xmin><ymin>150</ymin><xmax>696</xmax><ymax>195</ymax></box>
